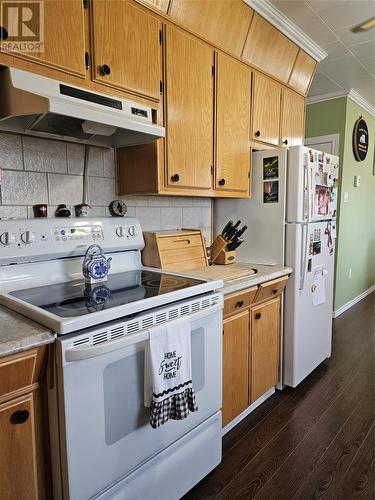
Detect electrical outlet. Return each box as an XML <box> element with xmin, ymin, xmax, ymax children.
<box><xmin>343</xmin><ymin>192</ymin><xmax>349</xmax><ymax>203</ymax></box>
<box><xmin>348</xmin><ymin>268</ymin><xmax>352</xmax><ymax>280</ymax></box>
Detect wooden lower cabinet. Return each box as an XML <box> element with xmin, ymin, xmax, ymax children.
<box><xmin>222</xmin><ymin>310</ymin><xmax>250</xmax><ymax>426</ymax></box>
<box><xmin>0</xmin><ymin>347</ymin><xmax>50</xmax><ymax>500</ymax></box>
<box><xmin>222</xmin><ymin>280</ymin><xmax>286</xmax><ymax>427</ymax></box>
<box><xmin>250</xmin><ymin>297</ymin><xmax>281</xmax><ymax>403</ymax></box>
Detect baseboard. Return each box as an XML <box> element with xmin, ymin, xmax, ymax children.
<box><xmin>222</xmin><ymin>387</ymin><xmax>275</xmax><ymax>436</ymax></box>
<box><xmin>333</xmin><ymin>285</ymin><xmax>375</xmax><ymax>318</ymax></box>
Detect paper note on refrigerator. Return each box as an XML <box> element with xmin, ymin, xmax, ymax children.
<box><xmin>312</xmin><ymin>267</ymin><xmax>326</xmax><ymax>306</ymax></box>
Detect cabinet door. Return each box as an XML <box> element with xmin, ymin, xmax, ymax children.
<box><xmin>165</xmin><ymin>26</ymin><xmax>213</xmax><ymax>190</ymax></box>
<box><xmin>215</xmin><ymin>53</ymin><xmax>251</xmax><ymax>193</ymax></box>
<box><xmin>0</xmin><ymin>394</ymin><xmax>38</xmax><ymax>500</ymax></box>
<box><xmin>91</xmin><ymin>0</ymin><xmax>162</xmax><ymax>99</ymax></box>
<box><xmin>0</xmin><ymin>0</ymin><xmax>86</xmax><ymax>77</ymax></box>
<box><xmin>280</xmin><ymin>88</ymin><xmax>305</xmax><ymax>147</ymax></box>
<box><xmin>251</xmin><ymin>72</ymin><xmax>281</xmax><ymax>146</ymax></box>
<box><xmin>223</xmin><ymin>310</ymin><xmax>249</xmax><ymax>426</ymax></box>
<box><xmin>250</xmin><ymin>297</ymin><xmax>280</xmax><ymax>403</ymax></box>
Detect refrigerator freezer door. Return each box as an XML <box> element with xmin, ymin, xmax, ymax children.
<box><xmin>286</xmin><ymin>146</ymin><xmax>339</xmax><ymax>223</ymax></box>
<box><xmin>284</xmin><ymin>220</ymin><xmax>335</xmax><ymax>387</ymax></box>
<box><xmin>214</xmin><ymin>148</ymin><xmax>287</xmax><ymax>265</ymax></box>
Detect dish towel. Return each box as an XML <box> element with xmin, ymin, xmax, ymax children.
<box><xmin>144</xmin><ymin>317</ymin><xmax>198</xmax><ymax>429</ymax></box>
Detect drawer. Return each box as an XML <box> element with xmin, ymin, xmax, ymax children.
<box><xmin>158</xmin><ymin>233</ymin><xmax>203</xmax><ymax>251</ymax></box>
<box><xmin>224</xmin><ymin>287</ymin><xmax>258</xmax><ymax>317</ymax></box>
<box><xmin>255</xmin><ymin>276</ymin><xmax>288</xmax><ymax>303</ymax></box>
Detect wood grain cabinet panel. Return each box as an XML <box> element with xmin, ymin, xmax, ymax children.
<box><xmin>250</xmin><ymin>297</ymin><xmax>281</xmax><ymax>403</ymax></box>
<box><xmin>288</xmin><ymin>49</ymin><xmax>317</xmax><ymax>95</ymax></box>
<box><xmin>169</xmin><ymin>0</ymin><xmax>253</xmax><ymax>57</ymax></box>
<box><xmin>280</xmin><ymin>88</ymin><xmax>305</xmax><ymax>147</ymax></box>
<box><xmin>223</xmin><ymin>310</ymin><xmax>250</xmax><ymax>426</ymax></box>
<box><xmin>215</xmin><ymin>53</ymin><xmax>251</xmax><ymax>193</ymax></box>
<box><xmin>0</xmin><ymin>0</ymin><xmax>86</xmax><ymax>77</ymax></box>
<box><xmin>165</xmin><ymin>26</ymin><xmax>213</xmax><ymax>190</ymax></box>
<box><xmin>252</xmin><ymin>72</ymin><xmax>281</xmax><ymax>146</ymax></box>
<box><xmin>139</xmin><ymin>0</ymin><xmax>170</xmax><ymax>13</ymax></box>
<box><xmin>242</xmin><ymin>13</ymin><xmax>299</xmax><ymax>84</ymax></box>
<box><xmin>91</xmin><ymin>0</ymin><xmax>162</xmax><ymax>100</ymax></box>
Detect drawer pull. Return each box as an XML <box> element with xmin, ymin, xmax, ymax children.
<box><xmin>0</xmin><ymin>26</ymin><xmax>8</xmax><ymax>40</ymax></box>
<box><xmin>235</xmin><ymin>300</ymin><xmax>244</xmax><ymax>308</ymax></box>
<box><xmin>218</xmin><ymin>178</ymin><xmax>226</xmax><ymax>186</ymax></box>
<box><xmin>11</xmin><ymin>410</ymin><xmax>29</xmax><ymax>425</ymax></box>
<box><xmin>170</xmin><ymin>173</ymin><xmax>180</xmax><ymax>182</ymax></box>
<box><xmin>254</xmin><ymin>130</ymin><xmax>261</xmax><ymax>137</ymax></box>
<box><xmin>255</xmin><ymin>312</ymin><xmax>261</xmax><ymax>320</ymax></box>
<box><xmin>272</xmin><ymin>288</ymin><xmax>278</xmax><ymax>295</ymax></box>
<box><xmin>174</xmin><ymin>238</ymin><xmax>190</xmax><ymax>244</ymax></box>
<box><xmin>99</xmin><ymin>64</ymin><xmax>111</xmax><ymax>76</ymax></box>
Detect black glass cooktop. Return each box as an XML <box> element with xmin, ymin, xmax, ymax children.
<box><xmin>10</xmin><ymin>270</ymin><xmax>205</xmax><ymax>318</ymax></box>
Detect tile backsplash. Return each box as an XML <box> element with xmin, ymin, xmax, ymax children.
<box><xmin>0</xmin><ymin>132</ymin><xmax>212</xmax><ymax>244</ymax></box>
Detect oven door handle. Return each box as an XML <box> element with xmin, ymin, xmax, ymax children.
<box><xmin>64</xmin><ymin>301</ymin><xmax>223</xmax><ymax>362</ymax></box>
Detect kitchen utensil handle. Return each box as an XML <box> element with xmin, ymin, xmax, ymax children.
<box><xmin>299</xmin><ymin>223</ymin><xmax>309</xmax><ymax>291</ymax></box>
<box><xmin>65</xmin><ymin>302</ymin><xmax>223</xmax><ymax>362</ymax></box>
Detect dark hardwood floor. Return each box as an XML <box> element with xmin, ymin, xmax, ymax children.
<box><xmin>184</xmin><ymin>292</ymin><xmax>375</xmax><ymax>499</ymax></box>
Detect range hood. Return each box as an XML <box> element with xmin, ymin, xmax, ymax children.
<box><xmin>0</xmin><ymin>67</ymin><xmax>165</xmax><ymax>148</ymax></box>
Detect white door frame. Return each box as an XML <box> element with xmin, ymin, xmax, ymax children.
<box><xmin>304</xmin><ymin>133</ymin><xmax>340</xmax><ymax>155</ymax></box>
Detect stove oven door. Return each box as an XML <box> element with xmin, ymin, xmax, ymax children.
<box><xmin>51</xmin><ymin>301</ymin><xmax>222</xmax><ymax>500</ymax></box>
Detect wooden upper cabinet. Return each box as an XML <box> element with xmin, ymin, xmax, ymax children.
<box><xmin>169</xmin><ymin>0</ymin><xmax>253</xmax><ymax>57</ymax></box>
<box><xmin>139</xmin><ymin>0</ymin><xmax>170</xmax><ymax>13</ymax></box>
<box><xmin>165</xmin><ymin>26</ymin><xmax>213</xmax><ymax>190</ymax></box>
<box><xmin>289</xmin><ymin>49</ymin><xmax>317</xmax><ymax>95</ymax></box>
<box><xmin>0</xmin><ymin>0</ymin><xmax>86</xmax><ymax>78</ymax></box>
<box><xmin>223</xmin><ymin>310</ymin><xmax>249</xmax><ymax>426</ymax></box>
<box><xmin>252</xmin><ymin>72</ymin><xmax>281</xmax><ymax>146</ymax></box>
<box><xmin>91</xmin><ymin>0</ymin><xmax>162</xmax><ymax>100</ymax></box>
<box><xmin>215</xmin><ymin>53</ymin><xmax>251</xmax><ymax>193</ymax></box>
<box><xmin>280</xmin><ymin>88</ymin><xmax>305</xmax><ymax>147</ymax></box>
<box><xmin>242</xmin><ymin>13</ymin><xmax>299</xmax><ymax>84</ymax></box>
<box><xmin>250</xmin><ymin>297</ymin><xmax>280</xmax><ymax>403</ymax></box>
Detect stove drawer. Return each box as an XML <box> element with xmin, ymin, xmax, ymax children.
<box><xmin>0</xmin><ymin>347</ymin><xmax>46</xmax><ymax>400</ymax></box>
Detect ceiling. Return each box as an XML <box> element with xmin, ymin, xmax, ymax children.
<box><xmin>269</xmin><ymin>0</ymin><xmax>375</xmax><ymax>106</ymax></box>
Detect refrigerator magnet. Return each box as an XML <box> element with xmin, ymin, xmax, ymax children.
<box><xmin>313</xmin><ymin>228</ymin><xmax>321</xmax><ymax>242</ymax></box>
<box><xmin>313</xmin><ymin>241</ymin><xmax>321</xmax><ymax>255</ymax></box>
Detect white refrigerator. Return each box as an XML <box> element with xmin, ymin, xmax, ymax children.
<box><xmin>214</xmin><ymin>145</ymin><xmax>339</xmax><ymax>387</ymax></box>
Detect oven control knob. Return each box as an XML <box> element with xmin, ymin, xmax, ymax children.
<box><xmin>0</xmin><ymin>232</ymin><xmax>16</xmax><ymax>246</ymax></box>
<box><xmin>21</xmin><ymin>231</ymin><xmax>36</xmax><ymax>244</ymax></box>
<box><xmin>128</xmin><ymin>225</ymin><xmax>137</xmax><ymax>237</ymax></box>
<box><xmin>116</xmin><ymin>226</ymin><xmax>125</xmax><ymax>238</ymax></box>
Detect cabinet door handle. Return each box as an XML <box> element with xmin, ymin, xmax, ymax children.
<box><xmin>255</xmin><ymin>312</ymin><xmax>261</xmax><ymax>320</ymax></box>
<box><xmin>283</xmin><ymin>139</ymin><xmax>288</xmax><ymax>146</ymax></box>
<box><xmin>272</xmin><ymin>288</ymin><xmax>278</xmax><ymax>295</ymax></box>
<box><xmin>0</xmin><ymin>26</ymin><xmax>8</xmax><ymax>40</ymax></box>
<box><xmin>99</xmin><ymin>64</ymin><xmax>111</xmax><ymax>76</ymax></box>
<box><xmin>235</xmin><ymin>300</ymin><xmax>244</xmax><ymax>308</ymax></box>
<box><xmin>218</xmin><ymin>178</ymin><xmax>225</xmax><ymax>186</ymax></box>
<box><xmin>11</xmin><ymin>410</ymin><xmax>30</xmax><ymax>424</ymax></box>
<box><xmin>170</xmin><ymin>173</ymin><xmax>180</xmax><ymax>182</ymax></box>
<box><xmin>254</xmin><ymin>130</ymin><xmax>261</xmax><ymax>138</ymax></box>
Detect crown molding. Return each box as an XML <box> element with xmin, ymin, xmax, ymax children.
<box><xmin>244</xmin><ymin>0</ymin><xmax>327</xmax><ymax>62</ymax></box>
<box><xmin>307</xmin><ymin>89</ymin><xmax>375</xmax><ymax>118</ymax></box>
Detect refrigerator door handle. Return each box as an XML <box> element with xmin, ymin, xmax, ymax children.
<box><xmin>299</xmin><ymin>223</ymin><xmax>309</xmax><ymax>291</ymax></box>
<box><xmin>303</xmin><ymin>161</ymin><xmax>311</xmax><ymax>221</ymax></box>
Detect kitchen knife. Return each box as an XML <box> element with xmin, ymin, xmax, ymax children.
<box><xmin>225</xmin><ymin>220</ymin><xmax>241</xmax><ymax>240</ymax></box>
<box><xmin>233</xmin><ymin>225</ymin><xmax>247</xmax><ymax>239</ymax></box>
<box><xmin>228</xmin><ymin>238</ymin><xmax>244</xmax><ymax>251</ymax></box>
<box><xmin>221</xmin><ymin>220</ymin><xmax>233</xmax><ymax>238</ymax></box>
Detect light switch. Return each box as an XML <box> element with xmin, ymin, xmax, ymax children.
<box><xmin>354</xmin><ymin>175</ymin><xmax>361</xmax><ymax>187</ymax></box>
<box><xmin>343</xmin><ymin>191</ymin><xmax>349</xmax><ymax>203</ymax></box>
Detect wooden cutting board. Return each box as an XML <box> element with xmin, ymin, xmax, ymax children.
<box><xmin>183</xmin><ymin>263</ymin><xmax>256</xmax><ymax>282</ymax></box>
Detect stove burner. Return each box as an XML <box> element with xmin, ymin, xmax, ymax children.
<box><xmin>141</xmin><ymin>272</ymin><xmax>189</xmax><ymax>289</ymax></box>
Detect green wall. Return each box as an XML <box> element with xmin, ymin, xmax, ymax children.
<box><xmin>306</xmin><ymin>97</ymin><xmax>375</xmax><ymax>311</ymax></box>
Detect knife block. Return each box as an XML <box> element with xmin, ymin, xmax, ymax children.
<box><xmin>210</xmin><ymin>234</ymin><xmax>236</xmax><ymax>265</ymax></box>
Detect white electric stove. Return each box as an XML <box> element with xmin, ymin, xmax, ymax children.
<box><xmin>0</xmin><ymin>217</ymin><xmax>224</xmax><ymax>500</ymax></box>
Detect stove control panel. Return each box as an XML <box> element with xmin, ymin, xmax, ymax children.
<box><xmin>0</xmin><ymin>217</ymin><xmax>144</xmax><ymax>265</ymax></box>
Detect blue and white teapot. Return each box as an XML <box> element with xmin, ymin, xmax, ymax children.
<box><xmin>82</xmin><ymin>244</ymin><xmax>112</xmax><ymax>284</ymax></box>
